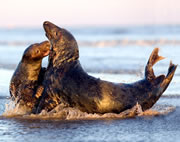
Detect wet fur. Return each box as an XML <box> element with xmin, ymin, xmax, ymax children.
<box><xmin>10</xmin><ymin>41</ymin><xmax>50</xmax><ymax>112</ymax></box>
<box><xmin>35</xmin><ymin>21</ymin><xmax>177</xmax><ymax>114</ymax></box>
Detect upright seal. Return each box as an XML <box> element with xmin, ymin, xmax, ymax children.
<box><xmin>36</xmin><ymin>21</ymin><xmax>177</xmax><ymax>114</ymax></box>
<box><xmin>10</xmin><ymin>41</ymin><xmax>50</xmax><ymax>112</ymax></box>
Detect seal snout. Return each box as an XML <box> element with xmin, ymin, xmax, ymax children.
<box><xmin>42</xmin><ymin>49</ymin><xmax>50</xmax><ymax>57</ymax></box>
<box><xmin>39</xmin><ymin>41</ymin><xmax>50</xmax><ymax>57</ymax></box>
<box><xmin>41</xmin><ymin>41</ymin><xmax>50</xmax><ymax>49</ymax></box>
<box><xmin>43</xmin><ymin>21</ymin><xmax>63</xmax><ymax>41</ymax></box>
<box><xmin>43</xmin><ymin>21</ymin><xmax>55</xmax><ymax>30</ymax></box>
<box><xmin>43</xmin><ymin>21</ymin><xmax>51</xmax><ymax>29</ymax></box>
<box><xmin>43</xmin><ymin>21</ymin><xmax>53</xmax><ymax>40</ymax></box>
<box><xmin>41</xmin><ymin>40</ymin><xmax>50</xmax><ymax>45</ymax></box>
<box><xmin>44</xmin><ymin>21</ymin><xmax>50</xmax><ymax>25</ymax></box>
<box><xmin>43</xmin><ymin>43</ymin><xmax>50</xmax><ymax>57</ymax></box>
<box><xmin>43</xmin><ymin>21</ymin><xmax>62</xmax><ymax>31</ymax></box>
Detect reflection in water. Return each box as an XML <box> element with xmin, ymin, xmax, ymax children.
<box><xmin>0</xmin><ymin>107</ymin><xmax>180</xmax><ymax>142</ymax></box>
<box><xmin>0</xmin><ymin>96</ymin><xmax>178</xmax><ymax>142</ymax></box>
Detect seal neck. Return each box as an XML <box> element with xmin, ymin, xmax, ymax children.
<box><xmin>20</xmin><ymin>59</ymin><xmax>42</xmax><ymax>81</ymax></box>
<box><xmin>48</xmin><ymin>47</ymin><xmax>79</xmax><ymax>68</ymax></box>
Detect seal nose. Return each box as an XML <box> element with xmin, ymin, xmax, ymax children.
<box><xmin>41</xmin><ymin>40</ymin><xmax>50</xmax><ymax>45</ymax></box>
<box><xmin>43</xmin><ymin>21</ymin><xmax>51</xmax><ymax>34</ymax></box>
<box><xmin>43</xmin><ymin>21</ymin><xmax>50</xmax><ymax>27</ymax></box>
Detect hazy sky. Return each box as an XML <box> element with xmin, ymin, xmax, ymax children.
<box><xmin>0</xmin><ymin>0</ymin><xmax>180</xmax><ymax>27</ymax></box>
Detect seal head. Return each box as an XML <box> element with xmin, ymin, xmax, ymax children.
<box><xmin>23</xmin><ymin>41</ymin><xmax>50</xmax><ymax>61</ymax></box>
<box><xmin>43</xmin><ymin>21</ymin><xmax>79</xmax><ymax>66</ymax></box>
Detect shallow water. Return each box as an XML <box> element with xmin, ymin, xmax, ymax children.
<box><xmin>0</xmin><ymin>26</ymin><xmax>180</xmax><ymax>141</ymax></box>
<box><xmin>0</xmin><ymin>98</ymin><xmax>180</xmax><ymax>142</ymax></box>
<box><xmin>1</xmin><ymin>116</ymin><xmax>180</xmax><ymax>142</ymax></box>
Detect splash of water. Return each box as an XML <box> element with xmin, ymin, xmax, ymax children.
<box><xmin>3</xmin><ymin>100</ymin><xmax>32</xmax><ymax>117</ymax></box>
<box><xmin>2</xmin><ymin>101</ymin><xmax>175</xmax><ymax>120</ymax></box>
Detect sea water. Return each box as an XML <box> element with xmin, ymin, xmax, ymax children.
<box><xmin>0</xmin><ymin>26</ymin><xmax>180</xmax><ymax>142</ymax></box>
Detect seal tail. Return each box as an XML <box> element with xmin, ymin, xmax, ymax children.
<box><xmin>145</xmin><ymin>48</ymin><xmax>165</xmax><ymax>81</ymax></box>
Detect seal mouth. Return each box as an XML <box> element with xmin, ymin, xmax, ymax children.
<box><xmin>43</xmin><ymin>50</ymin><xmax>50</xmax><ymax>57</ymax></box>
<box><xmin>39</xmin><ymin>40</ymin><xmax>50</xmax><ymax>57</ymax></box>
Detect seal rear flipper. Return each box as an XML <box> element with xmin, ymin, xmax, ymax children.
<box><xmin>141</xmin><ymin>61</ymin><xmax>177</xmax><ymax>111</ymax></box>
<box><xmin>148</xmin><ymin>48</ymin><xmax>165</xmax><ymax>66</ymax></box>
<box><xmin>166</xmin><ymin>61</ymin><xmax>177</xmax><ymax>78</ymax></box>
<box><xmin>145</xmin><ymin>48</ymin><xmax>165</xmax><ymax>81</ymax></box>
<box><xmin>160</xmin><ymin>61</ymin><xmax>177</xmax><ymax>92</ymax></box>
<box><xmin>141</xmin><ymin>75</ymin><xmax>165</xmax><ymax>110</ymax></box>
<box><xmin>153</xmin><ymin>75</ymin><xmax>165</xmax><ymax>86</ymax></box>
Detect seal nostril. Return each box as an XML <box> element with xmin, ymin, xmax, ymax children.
<box><xmin>43</xmin><ymin>21</ymin><xmax>50</xmax><ymax>28</ymax></box>
<box><xmin>44</xmin><ymin>21</ymin><xmax>49</xmax><ymax>25</ymax></box>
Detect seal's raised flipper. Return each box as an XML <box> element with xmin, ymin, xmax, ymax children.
<box><xmin>141</xmin><ymin>61</ymin><xmax>177</xmax><ymax>111</ymax></box>
<box><xmin>153</xmin><ymin>75</ymin><xmax>165</xmax><ymax>86</ymax></box>
<box><xmin>145</xmin><ymin>48</ymin><xmax>165</xmax><ymax>81</ymax></box>
<box><xmin>161</xmin><ymin>61</ymin><xmax>177</xmax><ymax>92</ymax></box>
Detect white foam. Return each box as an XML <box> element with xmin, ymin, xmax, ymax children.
<box><xmin>2</xmin><ymin>101</ymin><xmax>176</xmax><ymax>120</ymax></box>
<box><xmin>3</xmin><ymin>100</ymin><xmax>32</xmax><ymax>117</ymax></box>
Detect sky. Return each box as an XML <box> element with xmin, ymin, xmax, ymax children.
<box><xmin>0</xmin><ymin>0</ymin><xmax>180</xmax><ymax>27</ymax></box>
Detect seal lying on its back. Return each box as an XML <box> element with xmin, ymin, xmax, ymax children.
<box><xmin>35</xmin><ymin>21</ymin><xmax>177</xmax><ymax>114</ymax></box>
<box><xmin>10</xmin><ymin>41</ymin><xmax>50</xmax><ymax>112</ymax></box>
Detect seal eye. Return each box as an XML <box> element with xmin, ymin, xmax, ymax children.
<box><xmin>36</xmin><ymin>50</ymin><xmax>40</xmax><ymax>54</ymax></box>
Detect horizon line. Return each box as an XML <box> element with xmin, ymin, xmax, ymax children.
<box><xmin>1</xmin><ymin>23</ymin><xmax>180</xmax><ymax>29</ymax></box>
